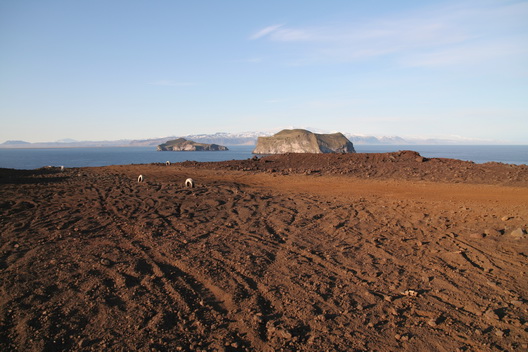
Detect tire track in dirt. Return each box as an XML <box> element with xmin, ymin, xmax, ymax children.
<box><xmin>1</xmin><ymin>165</ymin><xmax>527</xmax><ymax>351</ymax></box>
<box><xmin>88</xmin><ymin>173</ymin><xmax>283</xmax><ymax>349</ymax></box>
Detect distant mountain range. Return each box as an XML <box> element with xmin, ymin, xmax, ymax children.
<box><xmin>0</xmin><ymin>131</ymin><xmax>503</xmax><ymax>148</ymax></box>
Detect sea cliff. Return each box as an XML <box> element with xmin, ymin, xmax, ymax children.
<box><xmin>252</xmin><ymin>129</ymin><xmax>355</xmax><ymax>154</ymax></box>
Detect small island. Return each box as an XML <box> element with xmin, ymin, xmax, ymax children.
<box><xmin>253</xmin><ymin>129</ymin><xmax>356</xmax><ymax>154</ymax></box>
<box><xmin>157</xmin><ymin>138</ymin><xmax>229</xmax><ymax>151</ymax></box>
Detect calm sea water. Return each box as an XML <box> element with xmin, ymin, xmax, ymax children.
<box><xmin>0</xmin><ymin>145</ymin><xmax>526</xmax><ymax>170</ymax></box>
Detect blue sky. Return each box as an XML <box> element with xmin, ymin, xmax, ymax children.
<box><xmin>1</xmin><ymin>0</ymin><xmax>527</xmax><ymax>143</ymax></box>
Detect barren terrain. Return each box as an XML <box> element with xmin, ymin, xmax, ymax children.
<box><xmin>1</xmin><ymin>152</ymin><xmax>527</xmax><ymax>351</ymax></box>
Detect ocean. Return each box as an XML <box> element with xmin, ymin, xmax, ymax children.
<box><xmin>0</xmin><ymin>145</ymin><xmax>527</xmax><ymax>170</ymax></box>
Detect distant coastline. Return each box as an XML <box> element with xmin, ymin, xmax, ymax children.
<box><xmin>1</xmin><ymin>145</ymin><xmax>527</xmax><ymax>170</ymax></box>
<box><xmin>1</xmin><ymin>131</ymin><xmax>522</xmax><ymax>149</ymax></box>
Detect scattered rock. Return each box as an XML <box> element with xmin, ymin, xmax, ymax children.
<box><xmin>403</xmin><ymin>290</ymin><xmax>419</xmax><ymax>297</ymax></box>
<box><xmin>276</xmin><ymin>329</ymin><xmax>292</xmax><ymax>340</ymax></box>
<box><xmin>395</xmin><ymin>333</ymin><xmax>410</xmax><ymax>341</ymax></box>
<box><xmin>484</xmin><ymin>229</ymin><xmax>502</xmax><ymax>237</ymax></box>
<box><xmin>388</xmin><ymin>307</ymin><xmax>399</xmax><ymax>316</ymax></box>
<box><xmin>501</xmin><ymin>216</ymin><xmax>512</xmax><ymax>221</ymax></box>
<box><xmin>427</xmin><ymin>315</ymin><xmax>445</xmax><ymax>327</ymax></box>
<box><xmin>510</xmin><ymin>228</ymin><xmax>525</xmax><ymax>238</ymax></box>
<box><xmin>484</xmin><ymin>309</ymin><xmax>500</xmax><ymax>320</ymax></box>
<box><xmin>78</xmin><ymin>339</ymin><xmax>89</xmax><ymax>348</ymax></box>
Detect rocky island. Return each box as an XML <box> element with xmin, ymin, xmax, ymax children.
<box><xmin>157</xmin><ymin>138</ymin><xmax>228</xmax><ymax>151</ymax></box>
<box><xmin>252</xmin><ymin>129</ymin><xmax>356</xmax><ymax>154</ymax></box>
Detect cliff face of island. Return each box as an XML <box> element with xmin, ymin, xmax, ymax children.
<box><xmin>252</xmin><ymin>129</ymin><xmax>356</xmax><ymax>154</ymax></box>
<box><xmin>157</xmin><ymin>138</ymin><xmax>228</xmax><ymax>151</ymax></box>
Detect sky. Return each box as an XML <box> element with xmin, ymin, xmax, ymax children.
<box><xmin>1</xmin><ymin>0</ymin><xmax>527</xmax><ymax>144</ymax></box>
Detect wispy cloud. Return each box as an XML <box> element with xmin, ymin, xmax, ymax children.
<box><xmin>251</xmin><ymin>24</ymin><xmax>325</xmax><ymax>42</ymax></box>
<box><xmin>250</xmin><ymin>24</ymin><xmax>284</xmax><ymax>40</ymax></box>
<box><xmin>250</xmin><ymin>1</ymin><xmax>528</xmax><ymax>67</ymax></box>
<box><xmin>147</xmin><ymin>80</ymin><xmax>196</xmax><ymax>87</ymax></box>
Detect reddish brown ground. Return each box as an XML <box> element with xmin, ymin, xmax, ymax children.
<box><xmin>1</xmin><ymin>152</ymin><xmax>527</xmax><ymax>351</ymax></box>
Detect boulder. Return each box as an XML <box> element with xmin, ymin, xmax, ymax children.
<box><xmin>252</xmin><ymin>129</ymin><xmax>355</xmax><ymax>154</ymax></box>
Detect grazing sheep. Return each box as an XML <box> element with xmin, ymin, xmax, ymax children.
<box><xmin>138</xmin><ymin>175</ymin><xmax>144</xmax><ymax>183</ymax></box>
<box><xmin>185</xmin><ymin>178</ymin><xmax>194</xmax><ymax>188</ymax></box>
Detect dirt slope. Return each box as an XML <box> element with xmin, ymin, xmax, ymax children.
<box><xmin>1</xmin><ymin>153</ymin><xmax>527</xmax><ymax>351</ymax></box>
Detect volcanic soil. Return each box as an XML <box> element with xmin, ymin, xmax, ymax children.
<box><xmin>1</xmin><ymin>151</ymin><xmax>528</xmax><ymax>351</ymax></box>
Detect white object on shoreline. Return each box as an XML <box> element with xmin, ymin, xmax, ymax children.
<box><xmin>166</xmin><ymin>161</ymin><xmax>171</xmax><ymax>166</ymax></box>
<box><xmin>185</xmin><ymin>178</ymin><xmax>194</xmax><ymax>188</ymax></box>
<box><xmin>138</xmin><ymin>175</ymin><xmax>144</xmax><ymax>183</ymax></box>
